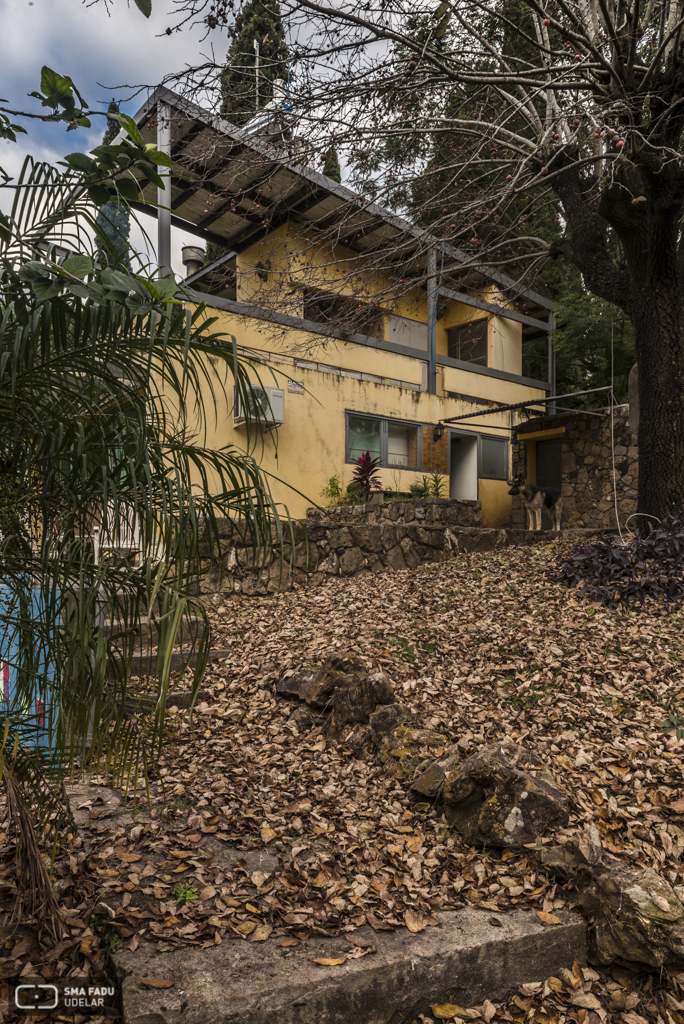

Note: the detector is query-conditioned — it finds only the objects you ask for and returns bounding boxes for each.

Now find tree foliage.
[323,147,342,183]
[0,119,289,926]
[95,101,131,268]
[220,0,289,126]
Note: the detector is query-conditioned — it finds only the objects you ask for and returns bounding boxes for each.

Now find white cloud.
[2,0,227,274]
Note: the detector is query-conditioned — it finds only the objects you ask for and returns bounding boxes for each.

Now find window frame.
[345,412,423,471]
[447,319,489,367]
[387,314,429,352]
[478,434,509,481]
[302,288,384,339]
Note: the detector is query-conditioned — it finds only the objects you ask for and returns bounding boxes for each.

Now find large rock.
[276,655,395,742]
[327,669,395,740]
[379,725,447,779]
[541,826,684,970]
[411,742,570,847]
[411,749,462,799]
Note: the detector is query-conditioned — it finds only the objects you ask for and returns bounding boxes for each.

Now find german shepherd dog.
[508,474,563,531]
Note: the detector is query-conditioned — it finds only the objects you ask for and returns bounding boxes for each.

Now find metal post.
[157,99,172,279]
[254,39,260,109]
[547,311,556,414]
[427,249,437,395]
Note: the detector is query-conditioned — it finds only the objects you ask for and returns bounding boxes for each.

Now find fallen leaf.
[139,978,174,989]
[278,939,298,947]
[312,956,347,966]
[650,892,671,912]
[345,934,374,947]
[405,909,429,933]
[261,827,277,844]
[536,911,561,926]
[570,992,601,1010]
[430,1003,470,1019]
[251,923,272,942]
[488,917,502,927]
[346,946,374,959]
[482,999,497,1022]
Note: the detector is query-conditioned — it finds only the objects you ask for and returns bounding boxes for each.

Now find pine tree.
[322,148,341,184]
[220,0,289,127]
[96,101,130,266]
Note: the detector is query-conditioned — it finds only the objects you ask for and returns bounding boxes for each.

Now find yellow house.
[128,88,554,527]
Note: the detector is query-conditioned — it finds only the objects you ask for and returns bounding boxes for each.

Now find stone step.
[113,907,586,1024]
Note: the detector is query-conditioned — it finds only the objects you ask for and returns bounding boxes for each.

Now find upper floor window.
[447,319,488,366]
[303,289,383,338]
[388,314,428,352]
[346,413,421,470]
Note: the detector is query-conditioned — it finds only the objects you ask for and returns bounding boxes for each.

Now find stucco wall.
[189,309,545,521]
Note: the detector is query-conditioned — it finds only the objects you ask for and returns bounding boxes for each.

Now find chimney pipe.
[181,245,205,278]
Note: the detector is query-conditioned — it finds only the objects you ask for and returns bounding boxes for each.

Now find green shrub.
[320,475,343,505]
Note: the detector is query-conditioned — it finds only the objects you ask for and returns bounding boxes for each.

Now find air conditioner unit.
[233,385,285,428]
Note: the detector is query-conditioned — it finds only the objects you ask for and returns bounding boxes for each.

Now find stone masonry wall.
[200,497,605,597]
[307,497,481,527]
[510,407,638,530]
[200,499,480,596]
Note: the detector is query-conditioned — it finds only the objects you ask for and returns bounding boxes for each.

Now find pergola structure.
[125,87,555,396]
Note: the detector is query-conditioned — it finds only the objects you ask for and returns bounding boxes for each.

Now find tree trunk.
[631,275,684,521]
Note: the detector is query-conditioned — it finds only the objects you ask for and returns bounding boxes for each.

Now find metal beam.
[438,286,551,332]
[129,202,260,252]
[156,100,172,278]
[427,249,438,395]
[440,386,614,425]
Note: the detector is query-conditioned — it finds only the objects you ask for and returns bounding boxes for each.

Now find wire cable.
[610,305,626,544]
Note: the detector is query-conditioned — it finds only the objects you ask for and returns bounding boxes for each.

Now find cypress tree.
[96,101,130,266]
[221,0,289,127]
[323,148,341,184]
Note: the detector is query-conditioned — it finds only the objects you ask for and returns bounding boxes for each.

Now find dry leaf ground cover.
[3,542,684,1024]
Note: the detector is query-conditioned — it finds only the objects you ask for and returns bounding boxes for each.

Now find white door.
[450,434,479,500]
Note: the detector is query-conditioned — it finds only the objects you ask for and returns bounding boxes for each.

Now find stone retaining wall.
[306,497,482,527]
[201,511,601,596]
[511,407,638,531]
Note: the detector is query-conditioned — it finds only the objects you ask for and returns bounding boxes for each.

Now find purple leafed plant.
[556,515,684,608]
[352,451,382,502]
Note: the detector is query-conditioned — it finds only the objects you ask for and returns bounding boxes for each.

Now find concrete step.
[103,616,203,646]
[109,646,231,683]
[113,906,586,1024]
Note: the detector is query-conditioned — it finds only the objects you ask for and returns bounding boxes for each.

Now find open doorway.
[450,433,478,500]
[535,438,563,529]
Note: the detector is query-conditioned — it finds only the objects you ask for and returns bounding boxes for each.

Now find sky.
[1,0,231,274]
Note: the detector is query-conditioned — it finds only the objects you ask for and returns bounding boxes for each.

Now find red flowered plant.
[352,451,382,502]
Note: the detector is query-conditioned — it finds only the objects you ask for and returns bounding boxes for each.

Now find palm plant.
[0,144,288,934]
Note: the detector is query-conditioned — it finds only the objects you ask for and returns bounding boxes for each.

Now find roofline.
[131,85,552,311]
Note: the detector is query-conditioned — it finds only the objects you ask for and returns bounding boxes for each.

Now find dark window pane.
[480,437,507,479]
[303,290,382,338]
[447,320,488,366]
[347,415,381,462]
